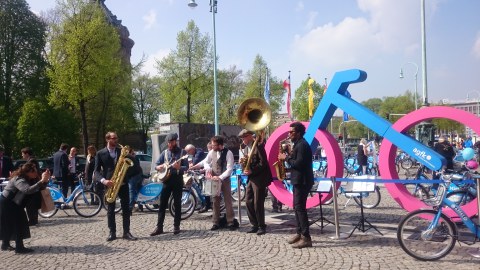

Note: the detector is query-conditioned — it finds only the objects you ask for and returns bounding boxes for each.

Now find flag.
[308,78,315,118]
[343,89,351,121]
[264,70,270,104]
[283,77,292,120]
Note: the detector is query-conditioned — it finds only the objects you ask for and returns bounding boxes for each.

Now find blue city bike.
[39,174,102,218]
[397,171,480,261]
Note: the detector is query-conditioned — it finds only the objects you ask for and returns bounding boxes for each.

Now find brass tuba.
[237,98,271,172]
[105,144,134,204]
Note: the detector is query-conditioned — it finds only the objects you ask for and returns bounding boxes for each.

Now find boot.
[287,234,301,244]
[291,236,312,249]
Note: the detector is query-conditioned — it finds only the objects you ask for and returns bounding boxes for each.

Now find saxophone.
[273,138,290,181]
[105,144,134,204]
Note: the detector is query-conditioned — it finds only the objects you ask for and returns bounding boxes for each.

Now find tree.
[132,73,161,152]
[0,0,48,154]
[157,20,212,123]
[16,100,78,158]
[47,0,124,152]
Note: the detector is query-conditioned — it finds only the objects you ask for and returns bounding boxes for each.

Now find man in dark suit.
[278,122,314,248]
[53,143,70,198]
[239,129,272,235]
[94,131,137,241]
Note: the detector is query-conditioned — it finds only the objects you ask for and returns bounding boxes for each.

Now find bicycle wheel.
[169,189,196,220]
[103,196,122,213]
[397,209,457,261]
[73,191,102,217]
[231,183,246,201]
[446,190,476,206]
[353,186,381,209]
[38,204,59,218]
[404,184,430,200]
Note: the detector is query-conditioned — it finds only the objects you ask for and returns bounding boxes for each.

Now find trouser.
[270,190,283,210]
[107,184,130,234]
[212,178,234,225]
[61,174,76,198]
[156,176,183,228]
[128,174,143,210]
[246,181,267,228]
[293,183,312,238]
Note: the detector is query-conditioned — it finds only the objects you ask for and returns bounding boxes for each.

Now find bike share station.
[263,69,480,258]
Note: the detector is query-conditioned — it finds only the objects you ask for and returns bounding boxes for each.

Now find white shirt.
[203,148,234,181]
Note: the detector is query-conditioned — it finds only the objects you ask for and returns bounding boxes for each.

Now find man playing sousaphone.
[150,133,188,236]
[239,129,272,235]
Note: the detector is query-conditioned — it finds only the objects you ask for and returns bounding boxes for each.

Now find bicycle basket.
[423,184,446,207]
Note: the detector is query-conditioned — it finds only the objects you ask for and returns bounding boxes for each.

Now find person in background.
[127,149,143,213]
[356,138,369,175]
[19,147,41,226]
[85,145,99,203]
[0,145,13,179]
[53,143,70,198]
[94,132,137,241]
[66,147,79,195]
[150,133,187,236]
[184,144,210,213]
[238,129,272,235]
[0,162,50,253]
[434,135,456,170]
[278,122,314,249]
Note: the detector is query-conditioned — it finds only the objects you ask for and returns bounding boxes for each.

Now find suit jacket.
[247,143,272,188]
[53,150,69,178]
[94,147,136,184]
[285,137,314,186]
[0,155,14,178]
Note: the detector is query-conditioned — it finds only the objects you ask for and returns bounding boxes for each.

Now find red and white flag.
[283,77,292,120]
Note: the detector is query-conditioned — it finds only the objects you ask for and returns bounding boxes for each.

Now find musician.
[202,136,236,231]
[150,133,188,236]
[239,129,272,235]
[94,131,137,241]
[278,122,313,248]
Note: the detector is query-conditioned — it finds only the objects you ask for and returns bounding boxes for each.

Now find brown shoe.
[150,227,164,236]
[287,234,301,244]
[292,236,312,249]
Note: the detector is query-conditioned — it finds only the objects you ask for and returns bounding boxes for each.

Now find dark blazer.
[285,137,314,186]
[247,143,272,188]
[0,155,14,178]
[94,147,136,184]
[53,150,69,178]
[192,148,207,165]
[84,155,96,182]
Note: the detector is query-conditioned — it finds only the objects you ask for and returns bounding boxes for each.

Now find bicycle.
[39,173,102,218]
[397,170,480,261]
[231,163,247,201]
[265,68,480,217]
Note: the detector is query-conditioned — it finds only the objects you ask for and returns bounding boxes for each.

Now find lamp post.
[188,0,219,135]
[420,0,428,106]
[399,62,419,110]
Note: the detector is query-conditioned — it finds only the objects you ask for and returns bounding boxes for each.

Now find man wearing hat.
[0,145,13,179]
[150,133,188,236]
[238,129,272,235]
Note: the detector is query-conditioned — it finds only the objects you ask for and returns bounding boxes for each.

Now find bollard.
[331,176,340,239]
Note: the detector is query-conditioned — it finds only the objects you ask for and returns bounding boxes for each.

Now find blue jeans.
[128,174,143,210]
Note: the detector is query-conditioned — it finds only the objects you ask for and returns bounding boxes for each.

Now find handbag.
[40,188,55,213]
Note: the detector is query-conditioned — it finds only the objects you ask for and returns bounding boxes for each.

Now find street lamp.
[420,0,429,106]
[188,0,219,135]
[399,62,419,110]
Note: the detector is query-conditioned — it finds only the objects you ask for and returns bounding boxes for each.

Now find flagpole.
[288,70,292,121]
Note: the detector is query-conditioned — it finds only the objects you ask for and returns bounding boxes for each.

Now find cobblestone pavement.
[1,185,479,270]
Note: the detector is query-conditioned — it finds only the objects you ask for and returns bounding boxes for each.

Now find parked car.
[135,153,152,176]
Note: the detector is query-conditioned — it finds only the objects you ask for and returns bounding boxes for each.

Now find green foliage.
[291,78,324,121]
[0,0,49,153]
[16,99,78,158]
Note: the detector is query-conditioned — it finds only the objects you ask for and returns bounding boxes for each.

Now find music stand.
[344,180,383,237]
[309,180,335,233]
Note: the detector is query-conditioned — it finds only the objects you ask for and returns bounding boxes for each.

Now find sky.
[26,0,480,106]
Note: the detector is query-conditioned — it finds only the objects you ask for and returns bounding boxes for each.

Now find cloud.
[305,11,318,31]
[473,32,480,59]
[141,49,171,75]
[142,9,157,30]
